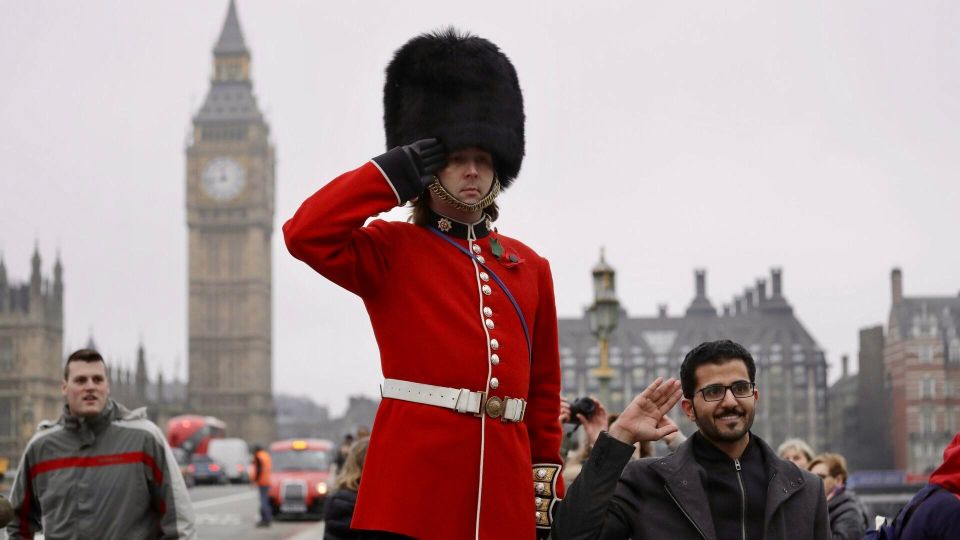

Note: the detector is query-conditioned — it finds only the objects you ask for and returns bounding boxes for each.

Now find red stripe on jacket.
[19,451,167,537]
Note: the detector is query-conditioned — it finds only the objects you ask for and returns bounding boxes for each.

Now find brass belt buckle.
[484,396,504,419]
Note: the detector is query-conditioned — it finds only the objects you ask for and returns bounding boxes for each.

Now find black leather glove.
[401,138,447,188]
[372,138,447,204]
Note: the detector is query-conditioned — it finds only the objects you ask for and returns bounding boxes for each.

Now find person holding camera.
[283,29,564,539]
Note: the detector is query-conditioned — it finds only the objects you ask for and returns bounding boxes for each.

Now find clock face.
[202,157,246,201]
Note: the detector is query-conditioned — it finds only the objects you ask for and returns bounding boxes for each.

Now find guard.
[284,29,565,539]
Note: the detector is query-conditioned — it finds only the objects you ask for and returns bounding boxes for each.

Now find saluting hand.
[401,138,447,189]
[608,377,682,445]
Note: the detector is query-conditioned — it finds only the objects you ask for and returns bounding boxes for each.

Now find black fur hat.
[384,28,525,188]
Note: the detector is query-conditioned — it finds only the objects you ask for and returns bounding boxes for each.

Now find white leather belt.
[381,378,526,422]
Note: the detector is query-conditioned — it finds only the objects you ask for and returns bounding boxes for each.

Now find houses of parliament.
[0,1,276,464]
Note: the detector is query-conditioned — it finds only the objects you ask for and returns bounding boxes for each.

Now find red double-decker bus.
[166,415,226,455]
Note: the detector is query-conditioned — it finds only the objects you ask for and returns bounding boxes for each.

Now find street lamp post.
[587,248,620,409]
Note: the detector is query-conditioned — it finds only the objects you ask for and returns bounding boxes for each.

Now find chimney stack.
[734,296,743,315]
[722,304,731,317]
[891,268,903,305]
[744,288,755,310]
[658,304,668,318]
[841,354,849,378]
[695,270,706,298]
[756,279,767,304]
[771,268,783,297]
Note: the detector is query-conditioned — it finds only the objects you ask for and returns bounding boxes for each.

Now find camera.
[568,397,597,425]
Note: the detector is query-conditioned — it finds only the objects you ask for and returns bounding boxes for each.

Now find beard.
[693,402,755,443]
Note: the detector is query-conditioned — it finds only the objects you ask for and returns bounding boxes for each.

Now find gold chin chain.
[428,176,501,212]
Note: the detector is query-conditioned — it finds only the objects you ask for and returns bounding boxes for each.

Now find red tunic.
[283,161,565,539]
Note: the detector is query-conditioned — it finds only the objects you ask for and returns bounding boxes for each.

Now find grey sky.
[1,1,957,415]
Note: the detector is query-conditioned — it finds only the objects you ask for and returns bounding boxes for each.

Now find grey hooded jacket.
[553,431,829,540]
[6,400,196,539]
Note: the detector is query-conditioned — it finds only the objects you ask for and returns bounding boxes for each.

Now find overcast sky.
[2,1,957,415]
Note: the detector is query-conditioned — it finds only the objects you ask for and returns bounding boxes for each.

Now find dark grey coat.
[552,432,830,540]
[825,489,868,540]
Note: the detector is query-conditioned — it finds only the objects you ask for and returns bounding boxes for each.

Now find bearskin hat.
[384,28,525,188]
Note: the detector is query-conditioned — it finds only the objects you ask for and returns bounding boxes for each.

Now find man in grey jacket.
[6,348,196,539]
[553,339,829,540]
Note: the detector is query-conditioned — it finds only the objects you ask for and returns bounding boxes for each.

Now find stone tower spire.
[136,340,148,397]
[30,242,41,296]
[214,0,249,56]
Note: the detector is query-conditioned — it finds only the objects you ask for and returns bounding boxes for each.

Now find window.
[0,398,13,439]
[793,365,807,385]
[949,339,960,363]
[919,377,935,399]
[562,370,577,391]
[632,367,646,384]
[919,345,934,363]
[561,355,577,367]
[921,409,935,435]
[0,338,12,371]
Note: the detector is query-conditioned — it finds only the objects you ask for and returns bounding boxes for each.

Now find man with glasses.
[553,339,829,539]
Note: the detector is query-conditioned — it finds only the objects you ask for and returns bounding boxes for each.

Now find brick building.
[884,268,960,475]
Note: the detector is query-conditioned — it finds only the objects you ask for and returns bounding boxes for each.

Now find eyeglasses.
[695,381,756,402]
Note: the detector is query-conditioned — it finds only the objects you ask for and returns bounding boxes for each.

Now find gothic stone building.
[885,268,960,475]
[186,0,276,443]
[0,247,63,465]
[559,262,829,451]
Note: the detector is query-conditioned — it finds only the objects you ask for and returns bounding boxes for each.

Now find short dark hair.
[680,340,756,399]
[64,348,106,380]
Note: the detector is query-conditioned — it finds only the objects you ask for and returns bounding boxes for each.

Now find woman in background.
[323,438,370,540]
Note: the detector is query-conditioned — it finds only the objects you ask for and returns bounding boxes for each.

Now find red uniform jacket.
[283,160,565,539]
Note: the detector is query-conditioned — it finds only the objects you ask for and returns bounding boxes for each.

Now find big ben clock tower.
[186,0,275,443]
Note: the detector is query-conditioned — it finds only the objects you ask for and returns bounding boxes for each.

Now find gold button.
[491,354,500,365]
[483,307,492,317]
[472,244,481,254]
[490,377,499,389]
[490,339,499,350]
[479,272,489,282]
[485,319,495,329]
[481,285,492,295]
[477,256,486,264]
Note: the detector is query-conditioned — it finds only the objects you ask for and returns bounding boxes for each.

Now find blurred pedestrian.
[553,340,829,540]
[284,28,564,539]
[808,453,868,540]
[6,348,195,539]
[335,433,355,471]
[778,437,815,470]
[251,444,273,528]
[323,437,370,540]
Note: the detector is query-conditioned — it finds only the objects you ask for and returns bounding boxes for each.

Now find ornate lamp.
[588,248,620,408]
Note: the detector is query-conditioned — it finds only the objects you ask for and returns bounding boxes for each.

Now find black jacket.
[825,489,867,540]
[323,489,359,540]
[552,431,830,540]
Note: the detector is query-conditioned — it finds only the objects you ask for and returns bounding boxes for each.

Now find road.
[191,484,325,539]
[0,484,326,540]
